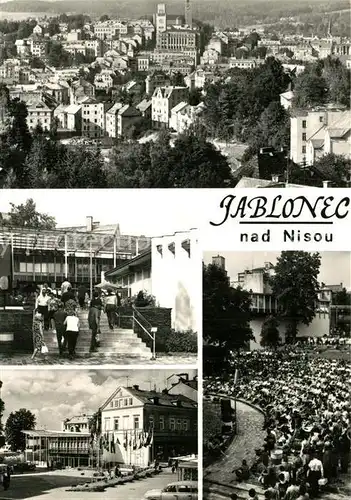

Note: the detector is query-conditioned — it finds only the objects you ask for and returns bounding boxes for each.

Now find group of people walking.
[32,282,120,360]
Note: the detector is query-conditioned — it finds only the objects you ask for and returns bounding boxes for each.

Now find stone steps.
[45,309,151,358]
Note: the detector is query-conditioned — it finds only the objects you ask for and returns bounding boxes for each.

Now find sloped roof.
[326,111,351,138]
[106,102,124,115]
[136,99,152,112]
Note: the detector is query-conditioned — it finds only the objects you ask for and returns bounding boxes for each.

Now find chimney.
[153,396,160,405]
[323,180,330,188]
[133,385,139,390]
[162,389,168,394]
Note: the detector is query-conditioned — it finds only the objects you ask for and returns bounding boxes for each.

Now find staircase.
[44,308,152,359]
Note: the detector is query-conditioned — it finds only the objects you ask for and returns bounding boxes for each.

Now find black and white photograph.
[0,0,350,189]
[0,368,198,499]
[203,251,351,499]
[0,191,199,365]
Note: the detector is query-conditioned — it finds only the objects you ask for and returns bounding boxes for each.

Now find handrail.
[131,308,157,361]
[131,306,153,329]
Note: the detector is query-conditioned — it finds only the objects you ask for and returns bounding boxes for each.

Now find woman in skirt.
[31,311,47,359]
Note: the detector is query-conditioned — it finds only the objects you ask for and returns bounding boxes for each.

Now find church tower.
[155,3,167,33]
[185,0,192,28]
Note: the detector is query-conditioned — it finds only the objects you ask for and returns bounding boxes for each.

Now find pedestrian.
[104,288,117,330]
[31,311,47,359]
[88,291,103,353]
[114,464,122,477]
[63,312,80,360]
[77,284,87,309]
[62,285,77,316]
[47,292,60,333]
[35,287,50,330]
[53,302,67,356]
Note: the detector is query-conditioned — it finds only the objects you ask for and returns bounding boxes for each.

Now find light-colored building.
[145,73,171,95]
[26,96,55,132]
[290,107,349,165]
[280,90,294,110]
[29,39,47,58]
[54,103,82,132]
[151,86,189,128]
[100,384,197,466]
[228,57,264,69]
[156,29,198,53]
[94,70,115,90]
[63,414,92,432]
[169,101,205,133]
[81,99,109,138]
[167,374,198,402]
[105,103,141,138]
[305,110,351,165]
[105,228,199,332]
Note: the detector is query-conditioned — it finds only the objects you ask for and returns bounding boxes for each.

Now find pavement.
[0,469,176,500]
[204,400,265,485]
[0,353,197,366]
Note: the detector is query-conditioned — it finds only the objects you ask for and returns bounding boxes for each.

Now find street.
[0,469,176,500]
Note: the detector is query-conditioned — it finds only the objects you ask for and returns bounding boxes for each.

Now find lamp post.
[89,236,93,301]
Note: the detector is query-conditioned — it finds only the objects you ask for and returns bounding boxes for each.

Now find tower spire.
[185,0,192,28]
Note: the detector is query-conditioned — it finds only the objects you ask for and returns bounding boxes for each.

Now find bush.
[165,330,197,353]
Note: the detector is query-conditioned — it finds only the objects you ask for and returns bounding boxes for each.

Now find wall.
[0,310,33,352]
[249,311,330,349]
[151,229,200,332]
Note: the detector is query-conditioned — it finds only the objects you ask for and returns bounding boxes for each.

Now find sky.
[203,251,351,289]
[0,368,197,430]
[0,190,201,237]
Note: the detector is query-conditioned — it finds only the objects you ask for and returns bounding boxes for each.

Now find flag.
[129,432,132,448]
[143,431,149,447]
[149,429,154,446]
[116,435,120,445]
[110,435,116,454]
[0,241,12,291]
[133,430,137,450]
[123,432,128,450]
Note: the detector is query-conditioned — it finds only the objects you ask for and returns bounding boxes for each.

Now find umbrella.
[95,281,121,290]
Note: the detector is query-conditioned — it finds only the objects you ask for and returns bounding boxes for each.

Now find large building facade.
[0,217,150,290]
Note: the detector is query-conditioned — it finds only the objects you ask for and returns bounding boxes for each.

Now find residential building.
[26,96,55,132]
[290,107,349,164]
[105,228,200,332]
[54,103,82,133]
[145,73,171,95]
[169,101,204,133]
[200,48,221,65]
[29,39,47,58]
[15,39,30,57]
[44,82,70,105]
[136,55,150,72]
[151,86,189,128]
[280,90,294,110]
[94,70,115,90]
[63,414,92,432]
[305,110,351,165]
[70,78,95,104]
[228,57,264,69]
[105,103,141,138]
[81,99,110,138]
[167,373,198,402]
[100,384,197,465]
[0,216,151,289]
[136,99,152,121]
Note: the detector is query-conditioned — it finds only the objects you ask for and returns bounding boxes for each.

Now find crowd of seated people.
[205,349,350,499]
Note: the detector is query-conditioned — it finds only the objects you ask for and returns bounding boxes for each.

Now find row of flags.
[90,429,154,453]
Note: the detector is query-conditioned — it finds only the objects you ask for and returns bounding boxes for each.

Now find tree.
[313,153,350,187]
[170,72,185,87]
[332,288,351,306]
[5,408,36,451]
[0,381,4,433]
[47,42,72,68]
[249,101,290,153]
[5,198,56,229]
[260,315,280,348]
[203,262,253,355]
[293,71,328,108]
[100,15,110,22]
[269,251,321,341]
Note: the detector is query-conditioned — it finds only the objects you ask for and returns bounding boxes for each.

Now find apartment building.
[81,98,110,138]
[105,103,141,138]
[156,29,198,52]
[151,85,189,128]
[26,96,55,132]
[290,107,349,164]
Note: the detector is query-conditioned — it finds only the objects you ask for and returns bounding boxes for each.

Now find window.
[159,416,165,430]
[129,398,133,405]
[302,133,306,141]
[169,418,175,431]
[124,398,128,406]
[27,262,33,273]
[133,416,139,429]
[48,263,55,273]
[19,262,26,273]
[176,419,182,430]
[302,120,306,128]
[123,416,129,429]
[182,419,189,431]
[110,402,113,407]
[302,145,306,154]
[114,418,119,430]
[149,416,154,428]
[319,116,323,122]
[56,263,61,273]
[104,417,110,431]
[164,485,177,493]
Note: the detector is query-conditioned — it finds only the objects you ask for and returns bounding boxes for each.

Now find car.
[144,481,198,500]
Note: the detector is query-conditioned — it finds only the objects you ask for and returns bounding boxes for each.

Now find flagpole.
[10,233,14,292]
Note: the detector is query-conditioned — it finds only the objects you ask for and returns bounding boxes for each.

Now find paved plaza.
[204,400,265,484]
[0,469,176,500]
[0,353,197,365]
